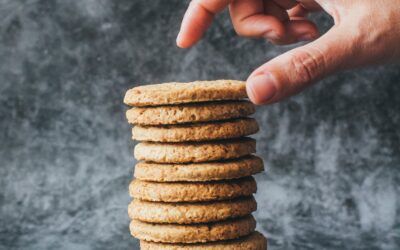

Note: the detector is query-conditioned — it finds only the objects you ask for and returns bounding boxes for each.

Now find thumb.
[246,28,354,104]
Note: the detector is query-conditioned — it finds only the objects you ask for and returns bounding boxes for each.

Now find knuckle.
[289,48,326,84]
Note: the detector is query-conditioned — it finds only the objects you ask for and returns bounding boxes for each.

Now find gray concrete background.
[1,1,399,249]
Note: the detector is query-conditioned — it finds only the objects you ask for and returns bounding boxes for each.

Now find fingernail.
[298,33,315,41]
[247,73,277,104]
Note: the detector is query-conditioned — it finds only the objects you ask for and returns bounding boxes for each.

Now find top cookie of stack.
[124,79,248,107]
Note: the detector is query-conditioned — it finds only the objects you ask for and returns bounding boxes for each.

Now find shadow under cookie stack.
[124,80,267,249]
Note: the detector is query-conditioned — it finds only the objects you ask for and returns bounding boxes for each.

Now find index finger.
[177,0,232,48]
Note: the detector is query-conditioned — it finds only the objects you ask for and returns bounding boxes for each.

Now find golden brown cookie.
[140,231,267,250]
[134,138,256,163]
[132,118,259,142]
[126,101,255,125]
[130,215,256,243]
[134,155,264,182]
[128,196,256,224]
[124,80,247,107]
[129,176,257,202]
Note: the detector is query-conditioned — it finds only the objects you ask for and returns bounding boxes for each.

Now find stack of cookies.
[124,80,267,249]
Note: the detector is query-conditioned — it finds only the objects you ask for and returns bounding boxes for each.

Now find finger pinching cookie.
[124,80,267,249]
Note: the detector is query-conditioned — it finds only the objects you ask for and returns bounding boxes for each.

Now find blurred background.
[1,1,400,249]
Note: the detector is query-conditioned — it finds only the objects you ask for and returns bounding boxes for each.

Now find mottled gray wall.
[1,1,399,250]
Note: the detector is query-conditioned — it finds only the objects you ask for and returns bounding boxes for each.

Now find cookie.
[134,155,264,182]
[129,176,257,202]
[132,118,259,142]
[130,215,256,243]
[124,80,247,107]
[140,231,267,250]
[134,138,256,163]
[126,101,255,125]
[128,196,256,224]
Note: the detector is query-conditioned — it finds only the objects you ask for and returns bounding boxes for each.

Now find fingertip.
[176,33,187,48]
[246,73,278,105]
[246,79,258,104]
[176,38,195,49]
[263,28,286,42]
[176,29,196,48]
[176,1,215,49]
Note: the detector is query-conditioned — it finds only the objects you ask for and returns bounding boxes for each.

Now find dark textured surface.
[1,1,399,250]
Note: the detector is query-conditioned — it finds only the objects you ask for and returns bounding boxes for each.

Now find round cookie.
[128,196,257,224]
[134,138,256,163]
[134,155,264,182]
[124,80,247,107]
[140,231,267,250]
[126,101,255,125]
[130,215,256,243]
[132,118,259,142]
[129,176,257,202]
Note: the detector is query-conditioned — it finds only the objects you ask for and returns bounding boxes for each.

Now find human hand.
[177,0,400,104]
